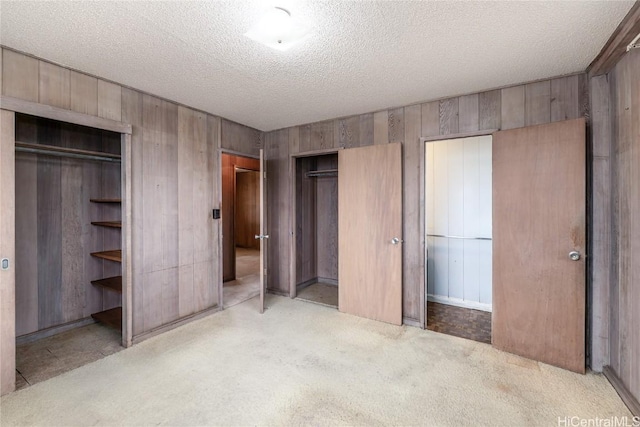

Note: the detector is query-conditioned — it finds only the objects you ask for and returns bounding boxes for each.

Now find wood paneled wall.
[14,115,121,336]
[1,47,262,341]
[221,154,260,281]
[265,74,588,324]
[608,48,640,406]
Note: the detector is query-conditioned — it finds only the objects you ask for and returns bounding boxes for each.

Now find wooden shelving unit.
[90,198,121,204]
[91,221,122,228]
[90,250,122,263]
[91,276,122,293]
[90,194,123,332]
[91,307,122,332]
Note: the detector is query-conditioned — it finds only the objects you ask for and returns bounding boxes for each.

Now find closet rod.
[15,142,121,163]
[427,233,492,241]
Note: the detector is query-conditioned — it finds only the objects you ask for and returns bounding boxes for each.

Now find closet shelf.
[90,250,122,263]
[15,141,121,163]
[91,307,122,332]
[91,221,122,228]
[91,276,122,293]
[90,198,121,204]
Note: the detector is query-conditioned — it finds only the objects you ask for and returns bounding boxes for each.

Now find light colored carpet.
[0,295,631,426]
[223,248,260,308]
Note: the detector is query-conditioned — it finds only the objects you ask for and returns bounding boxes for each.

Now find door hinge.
[263,171,267,179]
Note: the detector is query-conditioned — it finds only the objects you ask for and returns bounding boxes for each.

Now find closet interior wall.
[295,154,338,288]
[14,114,121,337]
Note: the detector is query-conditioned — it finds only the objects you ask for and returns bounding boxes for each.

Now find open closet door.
[258,149,267,313]
[492,118,586,373]
[0,109,16,395]
[338,143,403,325]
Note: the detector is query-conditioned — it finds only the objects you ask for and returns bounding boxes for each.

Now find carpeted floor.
[223,247,260,308]
[0,295,631,426]
[296,282,339,308]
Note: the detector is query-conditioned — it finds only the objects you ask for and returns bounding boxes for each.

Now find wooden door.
[338,143,403,325]
[258,149,267,313]
[0,109,16,395]
[492,118,586,373]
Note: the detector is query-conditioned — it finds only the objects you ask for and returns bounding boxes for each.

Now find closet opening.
[425,135,492,344]
[221,153,261,308]
[292,153,339,308]
[14,113,124,390]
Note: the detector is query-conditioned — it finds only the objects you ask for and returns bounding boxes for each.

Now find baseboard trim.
[317,277,338,286]
[267,288,289,297]
[16,317,96,345]
[403,317,423,329]
[132,305,223,345]
[427,295,492,313]
[603,365,640,416]
[296,278,317,291]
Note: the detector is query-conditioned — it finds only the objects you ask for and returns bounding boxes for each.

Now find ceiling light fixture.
[244,7,310,52]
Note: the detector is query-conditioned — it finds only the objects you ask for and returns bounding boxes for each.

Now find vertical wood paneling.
[288,126,300,154]
[235,171,260,249]
[37,151,62,330]
[359,113,374,147]
[70,71,98,116]
[178,106,196,318]
[310,120,335,150]
[299,124,311,152]
[207,115,222,308]
[316,155,338,281]
[97,80,122,121]
[525,80,551,126]
[162,101,179,323]
[0,109,16,396]
[403,104,422,321]
[295,157,317,285]
[336,116,360,148]
[551,75,579,122]
[373,111,388,145]
[609,49,640,403]
[191,110,211,313]
[61,159,85,320]
[439,98,459,135]
[388,107,404,143]
[501,85,525,130]
[590,74,612,372]
[14,152,38,335]
[121,88,144,335]
[221,119,261,157]
[38,61,70,109]
[458,94,479,132]
[479,90,501,130]
[421,101,440,137]
[2,50,38,101]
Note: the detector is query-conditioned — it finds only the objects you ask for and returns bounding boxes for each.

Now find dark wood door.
[492,118,586,373]
[338,143,403,325]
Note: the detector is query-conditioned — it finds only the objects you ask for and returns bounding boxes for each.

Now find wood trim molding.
[588,2,640,76]
[121,133,133,348]
[220,147,260,159]
[291,147,342,158]
[132,305,223,345]
[0,96,132,134]
[603,366,640,416]
[421,129,498,143]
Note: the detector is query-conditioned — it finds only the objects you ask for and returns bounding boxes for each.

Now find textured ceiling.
[0,1,634,131]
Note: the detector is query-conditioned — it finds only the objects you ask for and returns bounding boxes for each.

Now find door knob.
[569,251,581,261]
[254,234,270,240]
[391,237,403,245]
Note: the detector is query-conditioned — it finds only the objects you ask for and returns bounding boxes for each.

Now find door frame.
[0,97,133,395]
[420,129,498,329]
[289,147,341,299]
[218,148,260,309]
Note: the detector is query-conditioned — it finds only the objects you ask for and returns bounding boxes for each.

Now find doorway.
[11,113,126,390]
[425,135,493,344]
[222,153,261,308]
[292,153,339,308]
